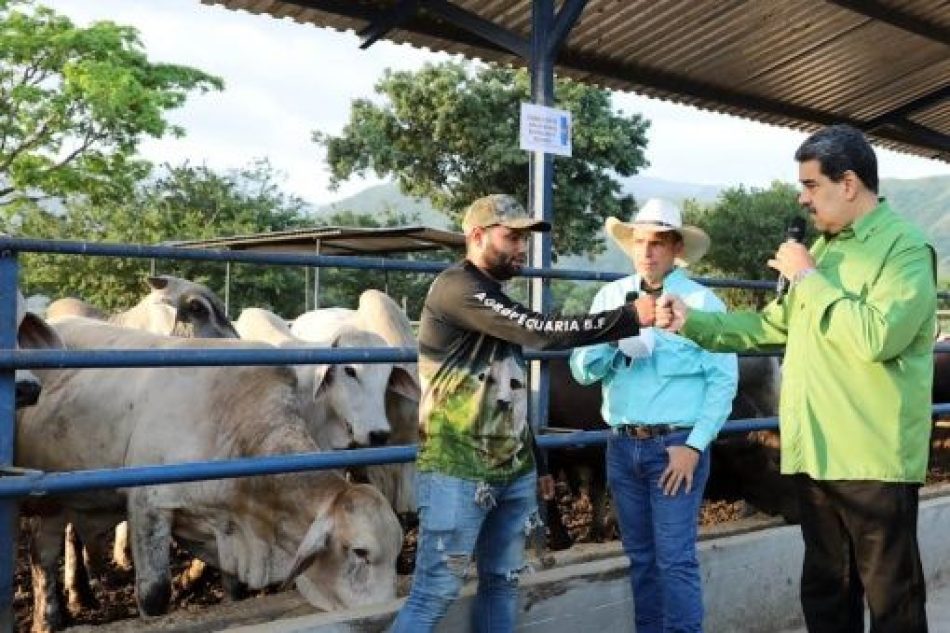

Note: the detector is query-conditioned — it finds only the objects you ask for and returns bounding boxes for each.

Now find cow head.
[310,327,414,449]
[137,275,237,339]
[283,483,403,610]
[13,290,64,408]
[486,356,528,433]
[468,356,529,469]
[170,291,239,339]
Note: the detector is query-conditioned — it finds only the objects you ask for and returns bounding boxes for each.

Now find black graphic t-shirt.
[416,260,641,483]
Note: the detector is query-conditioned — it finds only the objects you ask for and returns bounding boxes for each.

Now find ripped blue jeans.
[389,470,538,633]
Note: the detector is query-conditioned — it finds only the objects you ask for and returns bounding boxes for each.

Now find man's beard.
[483,243,523,281]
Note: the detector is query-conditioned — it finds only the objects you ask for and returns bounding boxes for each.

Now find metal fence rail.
[0,406,948,500]
[4,236,949,297]
[2,343,948,371]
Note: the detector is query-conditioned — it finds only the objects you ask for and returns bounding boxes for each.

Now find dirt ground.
[11,487,746,631]
[13,441,950,632]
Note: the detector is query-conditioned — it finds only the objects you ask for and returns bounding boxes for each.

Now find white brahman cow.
[290,291,422,517]
[18,317,403,632]
[46,275,237,339]
[234,307,416,450]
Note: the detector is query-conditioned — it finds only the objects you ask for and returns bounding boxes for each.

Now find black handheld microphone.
[776,216,807,303]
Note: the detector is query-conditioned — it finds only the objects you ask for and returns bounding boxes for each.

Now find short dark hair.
[794,124,878,193]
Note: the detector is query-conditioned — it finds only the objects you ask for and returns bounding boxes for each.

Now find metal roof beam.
[827,0,950,45]
[863,85,950,130]
[556,50,950,157]
[423,0,529,59]
[874,119,950,157]
[547,0,589,57]
[359,0,419,49]
[279,0,376,22]
[275,1,520,57]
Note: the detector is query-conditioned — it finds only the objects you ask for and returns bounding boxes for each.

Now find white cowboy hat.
[605,198,710,267]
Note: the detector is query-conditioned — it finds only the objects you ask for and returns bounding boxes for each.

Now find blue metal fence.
[0,235,947,619]
[1,234,948,495]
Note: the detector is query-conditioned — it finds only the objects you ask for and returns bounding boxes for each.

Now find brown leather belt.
[612,424,687,439]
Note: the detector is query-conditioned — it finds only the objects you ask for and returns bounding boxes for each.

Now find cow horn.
[279,515,333,590]
[146,275,169,290]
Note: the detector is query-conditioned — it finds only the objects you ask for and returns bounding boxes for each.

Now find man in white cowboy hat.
[570,198,738,633]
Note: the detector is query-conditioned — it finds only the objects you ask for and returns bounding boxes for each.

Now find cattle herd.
[9,277,949,632]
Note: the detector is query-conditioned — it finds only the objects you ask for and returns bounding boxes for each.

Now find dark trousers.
[794,475,928,633]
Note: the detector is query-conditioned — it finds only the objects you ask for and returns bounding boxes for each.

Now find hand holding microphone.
[769,216,812,303]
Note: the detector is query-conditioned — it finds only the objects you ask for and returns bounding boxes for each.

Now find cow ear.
[146,276,169,290]
[387,367,420,403]
[312,364,333,400]
[18,313,65,351]
[280,515,333,590]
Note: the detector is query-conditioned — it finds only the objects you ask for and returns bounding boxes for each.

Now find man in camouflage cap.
[390,194,657,632]
[461,193,552,232]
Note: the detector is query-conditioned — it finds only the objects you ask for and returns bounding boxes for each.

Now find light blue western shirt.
[569,268,739,451]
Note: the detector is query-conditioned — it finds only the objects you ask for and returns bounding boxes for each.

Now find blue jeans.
[607,433,710,633]
[390,470,538,633]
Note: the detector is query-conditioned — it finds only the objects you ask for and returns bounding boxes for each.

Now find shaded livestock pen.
[4,0,948,627]
[2,236,950,632]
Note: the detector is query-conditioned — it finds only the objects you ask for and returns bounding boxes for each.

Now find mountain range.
[315,174,950,280]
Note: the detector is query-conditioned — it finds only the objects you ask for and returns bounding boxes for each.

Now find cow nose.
[15,380,41,409]
[368,430,390,446]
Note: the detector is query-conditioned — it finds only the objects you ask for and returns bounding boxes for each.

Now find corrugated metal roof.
[202,0,950,161]
[168,225,464,255]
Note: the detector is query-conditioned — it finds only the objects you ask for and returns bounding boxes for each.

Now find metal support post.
[528,0,555,445]
[313,240,321,309]
[0,252,18,632]
[224,261,232,317]
[304,267,311,312]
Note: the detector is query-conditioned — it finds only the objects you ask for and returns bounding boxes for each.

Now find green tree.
[10,160,310,315]
[684,182,802,309]
[0,0,222,206]
[551,279,601,314]
[315,62,649,258]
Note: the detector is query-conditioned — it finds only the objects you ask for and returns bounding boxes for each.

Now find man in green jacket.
[658,124,936,633]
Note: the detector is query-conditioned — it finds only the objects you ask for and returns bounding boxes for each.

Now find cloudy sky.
[45,0,949,205]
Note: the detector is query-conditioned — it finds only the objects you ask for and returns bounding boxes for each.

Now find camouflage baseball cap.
[461,195,551,233]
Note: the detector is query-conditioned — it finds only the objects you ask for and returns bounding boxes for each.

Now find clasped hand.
[655,294,687,332]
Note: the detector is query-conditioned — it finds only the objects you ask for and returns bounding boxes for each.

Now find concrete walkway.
[779,579,950,633]
[71,489,950,633]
